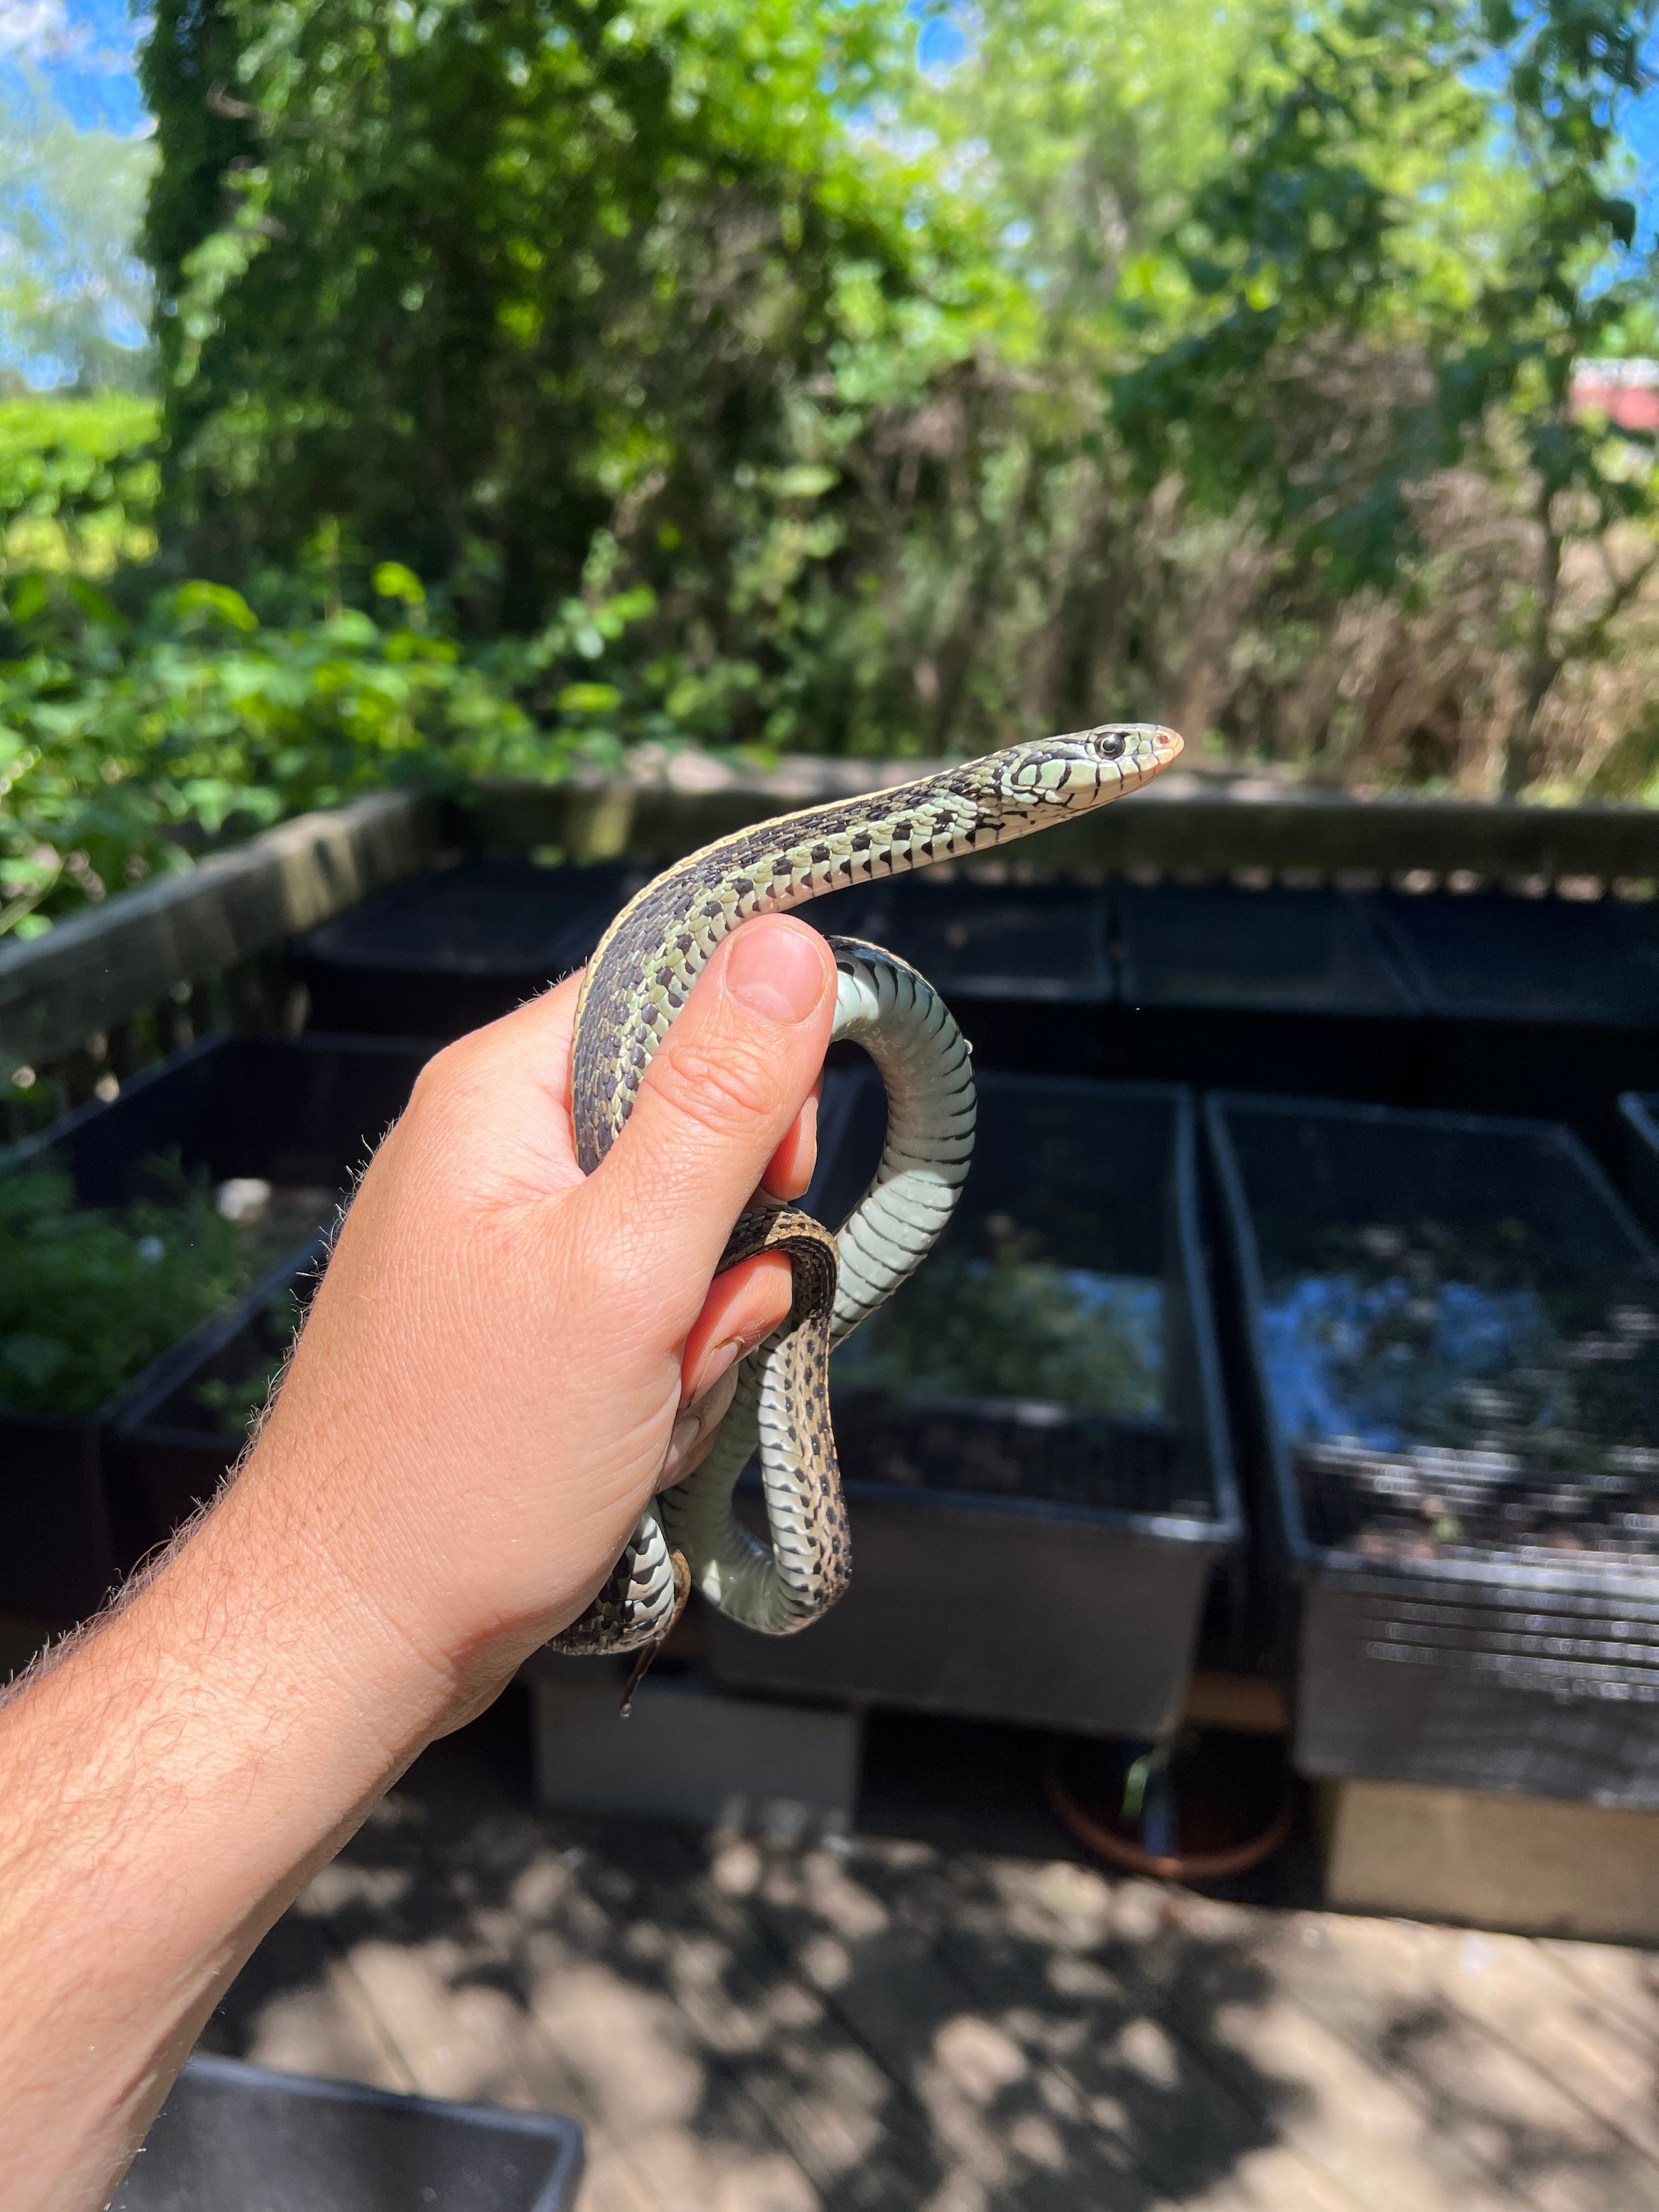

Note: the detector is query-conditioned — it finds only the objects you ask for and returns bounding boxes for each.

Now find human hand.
[0,912,839,2209]
[234,911,838,1730]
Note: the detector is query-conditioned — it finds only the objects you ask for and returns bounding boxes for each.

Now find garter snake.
[550,723,1182,1678]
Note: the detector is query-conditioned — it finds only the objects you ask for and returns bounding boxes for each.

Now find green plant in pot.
[0,1161,285,1419]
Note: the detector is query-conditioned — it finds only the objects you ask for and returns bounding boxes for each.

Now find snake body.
[551,723,1182,1662]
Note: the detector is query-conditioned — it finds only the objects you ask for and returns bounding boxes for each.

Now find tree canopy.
[3,0,1658,956]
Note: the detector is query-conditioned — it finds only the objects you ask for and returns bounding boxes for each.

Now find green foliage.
[2,0,1654,951]
[0,557,670,936]
[1111,0,1657,583]
[0,1158,264,1417]
[0,391,159,578]
[1107,0,1659,790]
[0,396,759,935]
[1436,1,1656,484]
[1586,699,1659,805]
[190,1292,298,1437]
[142,0,936,633]
[1111,0,1514,587]
[910,0,1280,349]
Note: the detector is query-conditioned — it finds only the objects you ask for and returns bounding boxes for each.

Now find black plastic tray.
[289,859,647,1038]
[2,1035,435,1610]
[1207,1090,1659,1805]
[704,1066,1240,1736]
[801,877,1114,1073]
[110,1236,330,1555]
[1620,1092,1659,1242]
[0,1415,112,1621]
[1372,890,1659,1163]
[14,1032,437,1204]
[1107,882,1423,1101]
[113,2054,584,2211]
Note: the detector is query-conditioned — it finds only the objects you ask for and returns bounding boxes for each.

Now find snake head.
[953,724,1183,816]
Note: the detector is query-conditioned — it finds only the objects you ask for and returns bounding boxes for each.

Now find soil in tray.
[829,1212,1211,1516]
[0,1159,332,1421]
[1258,1218,1659,1567]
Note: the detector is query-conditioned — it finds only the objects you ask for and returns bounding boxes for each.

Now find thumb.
[580,914,838,1292]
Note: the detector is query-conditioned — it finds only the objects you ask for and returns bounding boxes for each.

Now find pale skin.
[0,912,838,2212]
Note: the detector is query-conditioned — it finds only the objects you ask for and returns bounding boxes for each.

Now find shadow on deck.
[201,1688,1659,2212]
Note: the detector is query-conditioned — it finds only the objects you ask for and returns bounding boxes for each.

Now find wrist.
[206,1424,471,1758]
[225,1408,558,1743]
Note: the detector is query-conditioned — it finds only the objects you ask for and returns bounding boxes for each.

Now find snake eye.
[1092,730,1126,761]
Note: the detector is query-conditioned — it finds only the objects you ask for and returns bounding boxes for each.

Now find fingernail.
[661,1409,702,1487]
[684,1334,742,1407]
[726,920,827,1024]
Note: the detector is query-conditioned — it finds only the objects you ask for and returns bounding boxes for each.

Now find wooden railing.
[4,758,1655,1136]
[0,792,438,1134]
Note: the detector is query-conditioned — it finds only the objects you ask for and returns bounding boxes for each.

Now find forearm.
[0,1461,461,2212]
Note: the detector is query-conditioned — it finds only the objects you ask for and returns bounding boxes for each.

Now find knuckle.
[405,1034,482,1118]
[651,1033,781,1139]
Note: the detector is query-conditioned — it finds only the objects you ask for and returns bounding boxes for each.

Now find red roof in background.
[1571,360,1659,432]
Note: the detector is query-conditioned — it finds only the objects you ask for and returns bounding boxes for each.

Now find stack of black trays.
[1372,889,1659,1166]
[801,876,1113,1074]
[1108,881,1421,1102]
[288,858,649,1038]
[1208,1090,1659,1806]
[1,1035,435,1614]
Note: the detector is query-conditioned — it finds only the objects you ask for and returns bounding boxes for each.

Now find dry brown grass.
[1142,472,1659,800]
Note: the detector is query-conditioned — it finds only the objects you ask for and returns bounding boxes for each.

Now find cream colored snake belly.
[548,725,1182,1675]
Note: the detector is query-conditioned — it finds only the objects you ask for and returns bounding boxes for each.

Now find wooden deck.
[199,1699,1659,2211]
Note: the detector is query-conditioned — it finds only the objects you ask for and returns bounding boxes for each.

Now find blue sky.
[1626,74,1659,246]
[1,0,151,134]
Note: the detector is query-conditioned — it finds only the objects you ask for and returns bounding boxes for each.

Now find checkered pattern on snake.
[549,724,1183,1661]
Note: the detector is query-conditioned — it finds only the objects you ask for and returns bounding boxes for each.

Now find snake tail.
[546,1500,682,1655]
[618,1549,691,1715]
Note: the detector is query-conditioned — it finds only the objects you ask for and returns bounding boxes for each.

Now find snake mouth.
[1102,723,1182,800]
[1120,723,1184,778]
